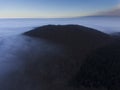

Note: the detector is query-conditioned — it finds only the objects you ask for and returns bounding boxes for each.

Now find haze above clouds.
[93,2,120,16]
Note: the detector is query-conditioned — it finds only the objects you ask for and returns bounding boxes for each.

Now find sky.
[0,0,119,18]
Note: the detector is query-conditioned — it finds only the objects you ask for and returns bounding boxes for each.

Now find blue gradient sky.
[0,0,119,18]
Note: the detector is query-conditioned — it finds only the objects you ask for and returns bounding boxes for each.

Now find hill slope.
[72,40,120,90]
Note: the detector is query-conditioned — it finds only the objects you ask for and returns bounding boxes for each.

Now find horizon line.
[0,16,119,19]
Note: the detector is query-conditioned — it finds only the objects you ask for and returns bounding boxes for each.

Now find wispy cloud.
[91,2,120,16]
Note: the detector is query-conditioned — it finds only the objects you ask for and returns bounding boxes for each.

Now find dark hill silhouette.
[24,25,113,55]
[72,40,120,90]
[24,25,113,73]
[24,25,111,44]
[22,25,114,89]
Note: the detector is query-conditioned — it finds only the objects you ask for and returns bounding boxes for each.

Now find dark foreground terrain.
[0,25,117,90]
[72,40,120,90]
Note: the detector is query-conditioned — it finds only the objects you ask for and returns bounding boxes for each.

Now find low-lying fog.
[0,16,118,90]
[0,16,119,36]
